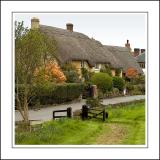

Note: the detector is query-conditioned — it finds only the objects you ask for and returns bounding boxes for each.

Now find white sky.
[14,13,147,50]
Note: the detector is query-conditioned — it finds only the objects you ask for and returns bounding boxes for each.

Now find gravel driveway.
[15,95,145,122]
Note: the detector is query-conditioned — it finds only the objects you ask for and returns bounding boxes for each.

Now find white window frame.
[95,64,100,69]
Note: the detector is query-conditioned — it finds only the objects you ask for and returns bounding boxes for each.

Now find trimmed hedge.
[37,83,84,105]
[16,83,84,107]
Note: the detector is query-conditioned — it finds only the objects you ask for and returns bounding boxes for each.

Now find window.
[81,61,85,68]
[139,62,145,68]
[95,64,99,69]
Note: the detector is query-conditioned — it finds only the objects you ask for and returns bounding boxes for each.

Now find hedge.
[126,82,145,95]
[16,83,84,107]
[91,72,113,93]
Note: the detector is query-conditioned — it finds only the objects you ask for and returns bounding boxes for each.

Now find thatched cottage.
[31,17,143,77]
[136,52,145,74]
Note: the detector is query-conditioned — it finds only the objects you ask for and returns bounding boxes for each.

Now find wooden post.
[103,109,106,121]
[82,105,88,120]
[92,85,98,99]
[67,107,72,118]
[53,111,55,119]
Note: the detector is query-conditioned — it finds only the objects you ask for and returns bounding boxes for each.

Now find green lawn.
[15,101,145,145]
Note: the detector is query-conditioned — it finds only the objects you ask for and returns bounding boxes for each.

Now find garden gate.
[81,105,108,121]
[53,107,72,119]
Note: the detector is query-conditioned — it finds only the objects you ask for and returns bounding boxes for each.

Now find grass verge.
[15,101,145,145]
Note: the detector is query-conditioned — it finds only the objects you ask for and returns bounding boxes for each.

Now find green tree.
[15,21,56,122]
[112,76,125,91]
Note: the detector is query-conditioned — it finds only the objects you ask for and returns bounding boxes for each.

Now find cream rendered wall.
[70,60,92,78]
[70,61,82,76]
[69,61,123,78]
[119,70,123,77]
[93,64,102,73]
[111,69,116,76]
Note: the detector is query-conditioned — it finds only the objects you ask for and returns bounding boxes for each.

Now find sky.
[14,13,147,50]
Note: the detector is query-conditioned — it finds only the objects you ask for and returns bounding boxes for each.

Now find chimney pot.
[125,39,130,49]
[134,48,140,52]
[141,49,145,54]
[66,23,73,32]
[134,48,140,57]
[31,17,39,29]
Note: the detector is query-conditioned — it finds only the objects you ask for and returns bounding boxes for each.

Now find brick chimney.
[141,49,145,54]
[66,23,73,32]
[133,48,140,57]
[31,17,39,29]
[125,39,130,49]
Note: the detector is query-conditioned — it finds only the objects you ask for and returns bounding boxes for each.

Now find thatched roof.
[39,24,143,73]
[40,25,121,68]
[105,45,143,74]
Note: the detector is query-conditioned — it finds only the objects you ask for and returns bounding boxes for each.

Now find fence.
[52,105,108,121]
[53,107,72,119]
[81,105,108,121]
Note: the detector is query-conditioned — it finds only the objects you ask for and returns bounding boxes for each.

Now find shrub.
[82,82,93,98]
[126,82,145,95]
[112,76,125,91]
[115,68,121,76]
[63,71,80,83]
[131,89,142,95]
[81,68,93,82]
[61,63,80,83]
[133,84,145,95]
[91,72,113,93]
[98,90,104,99]
[126,82,134,92]
[138,84,145,94]
[132,75,145,85]
[86,98,101,108]
[105,90,113,97]
[112,87,120,96]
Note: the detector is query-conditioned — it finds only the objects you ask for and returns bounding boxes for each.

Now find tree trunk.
[23,96,29,122]
[16,82,29,122]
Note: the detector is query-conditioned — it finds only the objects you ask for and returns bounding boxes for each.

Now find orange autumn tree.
[125,67,138,79]
[34,60,66,83]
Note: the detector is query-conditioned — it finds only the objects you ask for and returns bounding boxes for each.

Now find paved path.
[15,95,145,122]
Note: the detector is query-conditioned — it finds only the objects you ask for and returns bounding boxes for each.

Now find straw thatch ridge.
[105,45,143,73]
[39,24,143,73]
